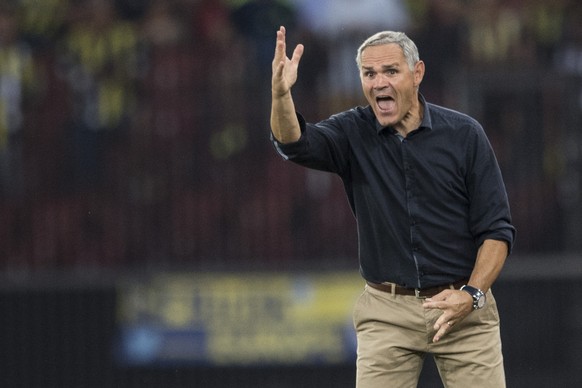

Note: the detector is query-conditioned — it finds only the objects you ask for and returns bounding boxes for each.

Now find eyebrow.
[361,64,400,71]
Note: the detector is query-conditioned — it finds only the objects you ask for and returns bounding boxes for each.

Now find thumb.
[291,44,305,65]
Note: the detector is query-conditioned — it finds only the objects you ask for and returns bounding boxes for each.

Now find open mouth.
[376,95,395,112]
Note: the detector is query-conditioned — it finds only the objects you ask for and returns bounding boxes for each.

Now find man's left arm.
[423,239,509,342]
[424,121,514,342]
[467,238,508,293]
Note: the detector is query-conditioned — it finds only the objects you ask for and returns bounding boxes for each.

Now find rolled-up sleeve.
[467,125,516,253]
[270,113,308,161]
[271,112,350,174]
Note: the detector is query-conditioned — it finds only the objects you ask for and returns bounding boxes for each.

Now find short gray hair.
[356,31,419,71]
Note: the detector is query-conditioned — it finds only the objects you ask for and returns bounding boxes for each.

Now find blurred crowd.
[1,0,581,271]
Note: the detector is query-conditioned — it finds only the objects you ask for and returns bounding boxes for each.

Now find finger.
[273,61,285,79]
[291,44,304,66]
[273,60,284,78]
[433,315,448,331]
[434,314,454,329]
[429,289,454,302]
[278,26,287,49]
[273,28,287,64]
[423,290,455,309]
[433,327,447,343]
[278,26,286,45]
[422,300,446,310]
[433,320,454,343]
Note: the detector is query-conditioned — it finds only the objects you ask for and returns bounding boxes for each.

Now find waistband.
[366,279,468,299]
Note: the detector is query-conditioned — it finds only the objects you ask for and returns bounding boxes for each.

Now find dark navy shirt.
[272,95,516,288]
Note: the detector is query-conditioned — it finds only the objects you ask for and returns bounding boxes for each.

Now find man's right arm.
[270,26,304,144]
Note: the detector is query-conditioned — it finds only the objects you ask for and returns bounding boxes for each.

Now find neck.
[395,100,423,137]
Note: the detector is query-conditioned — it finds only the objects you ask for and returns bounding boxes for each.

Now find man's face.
[360,44,424,128]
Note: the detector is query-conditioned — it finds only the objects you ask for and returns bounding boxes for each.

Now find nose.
[373,73,390,90]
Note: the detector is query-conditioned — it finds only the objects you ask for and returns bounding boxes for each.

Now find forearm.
[468,239,509,292]
[270,91,301,143]
[424,238,509,342]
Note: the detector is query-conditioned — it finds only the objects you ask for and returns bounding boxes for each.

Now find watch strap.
[460,284,485,310]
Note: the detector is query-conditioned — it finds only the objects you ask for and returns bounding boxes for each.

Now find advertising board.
[117,272,363,365]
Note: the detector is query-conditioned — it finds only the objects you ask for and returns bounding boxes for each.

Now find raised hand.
[272,26,304,98]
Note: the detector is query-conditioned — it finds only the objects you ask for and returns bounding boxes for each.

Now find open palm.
[272,26,304,97]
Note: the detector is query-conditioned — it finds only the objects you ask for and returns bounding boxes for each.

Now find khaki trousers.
[353,284,505,388]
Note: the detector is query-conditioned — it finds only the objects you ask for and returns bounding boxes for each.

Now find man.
[270,26,515,388]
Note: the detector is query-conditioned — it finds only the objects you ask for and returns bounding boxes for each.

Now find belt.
[366,279,468,298]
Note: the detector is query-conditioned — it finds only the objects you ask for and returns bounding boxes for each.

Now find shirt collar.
[374,93,432,135]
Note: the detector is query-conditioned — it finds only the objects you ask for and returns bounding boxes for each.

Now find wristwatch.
[460,285,486,310]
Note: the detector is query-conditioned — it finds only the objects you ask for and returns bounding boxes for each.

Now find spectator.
[0,3,37,198]
[16,0,69,49]
[231,0,297,74]
[412,0,464,105]
[464,0,536,67]
[230,0,297,158]
[56,0,145,190]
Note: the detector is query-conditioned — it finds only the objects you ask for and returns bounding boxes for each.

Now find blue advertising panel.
[116,272,363,366]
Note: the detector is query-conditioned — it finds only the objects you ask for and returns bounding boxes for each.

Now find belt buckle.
[414,289,426,299]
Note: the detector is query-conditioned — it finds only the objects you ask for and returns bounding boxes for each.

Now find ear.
[413,60,425,87]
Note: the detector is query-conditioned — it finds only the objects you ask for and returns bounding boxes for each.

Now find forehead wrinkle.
[361,44,406,68]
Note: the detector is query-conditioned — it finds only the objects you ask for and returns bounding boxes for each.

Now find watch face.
[461,285,486,309]
[477,294,486,309]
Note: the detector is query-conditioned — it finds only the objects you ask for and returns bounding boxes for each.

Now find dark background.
[1,0,581,386]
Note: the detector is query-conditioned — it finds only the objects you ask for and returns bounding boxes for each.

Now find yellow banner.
[117,272,364,365]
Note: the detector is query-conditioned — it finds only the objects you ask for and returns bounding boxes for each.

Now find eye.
[364,71,375,78]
